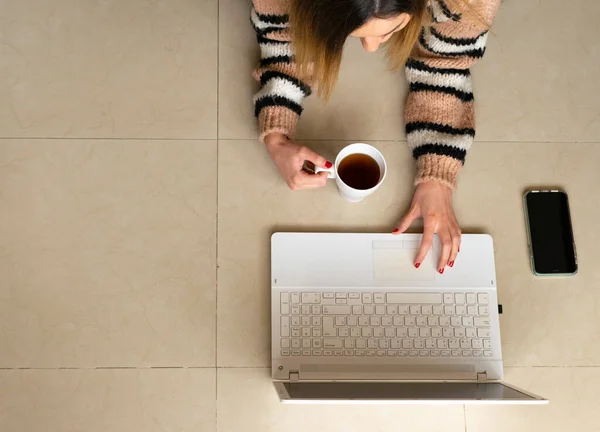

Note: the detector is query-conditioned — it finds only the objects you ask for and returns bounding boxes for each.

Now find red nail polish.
[415,262,420,268]
[392,228,400,234]
[439,268,444,274]
[449,261,454,267]
[325,161,333,169]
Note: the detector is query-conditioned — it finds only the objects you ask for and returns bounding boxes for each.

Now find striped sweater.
[252,0,501,189]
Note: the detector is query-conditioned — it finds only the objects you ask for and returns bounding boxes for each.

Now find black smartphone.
[523,190,577,275]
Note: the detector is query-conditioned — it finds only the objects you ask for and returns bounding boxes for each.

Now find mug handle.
[302,161,335,179]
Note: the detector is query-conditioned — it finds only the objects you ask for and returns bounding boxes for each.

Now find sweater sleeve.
[405,0,501,189]
[251,1,312,143]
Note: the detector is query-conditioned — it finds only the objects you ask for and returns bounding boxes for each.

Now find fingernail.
[392,228,400,234]
[325,161,333,169]
[438,268,444,274]
[415,262,420,268]
[449,261,454,267]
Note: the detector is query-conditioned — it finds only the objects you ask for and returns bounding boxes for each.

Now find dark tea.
[337,153,381,190]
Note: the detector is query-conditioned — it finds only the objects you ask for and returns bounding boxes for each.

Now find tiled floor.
[1,0,599,430]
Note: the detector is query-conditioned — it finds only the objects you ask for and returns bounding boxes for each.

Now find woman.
[251,0,500,273]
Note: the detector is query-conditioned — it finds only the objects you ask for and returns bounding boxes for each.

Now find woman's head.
[290,0,427,99]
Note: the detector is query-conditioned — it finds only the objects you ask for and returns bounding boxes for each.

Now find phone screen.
[525,191,577,274]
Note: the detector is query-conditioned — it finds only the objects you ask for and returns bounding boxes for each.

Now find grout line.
[215,1,220,431]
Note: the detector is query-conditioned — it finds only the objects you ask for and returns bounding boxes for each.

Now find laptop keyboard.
[279,291,494,358]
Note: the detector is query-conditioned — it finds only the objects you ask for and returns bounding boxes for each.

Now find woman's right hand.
[265,132,332,191]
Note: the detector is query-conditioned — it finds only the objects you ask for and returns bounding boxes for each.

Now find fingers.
[448,224,461,267]
[288,171,328,190]
[300,147,330,169]
[437,228,452,273]
[394,206,418,234]
[414,219,435,267]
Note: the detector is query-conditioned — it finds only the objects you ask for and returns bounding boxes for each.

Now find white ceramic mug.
[316,143,387,203]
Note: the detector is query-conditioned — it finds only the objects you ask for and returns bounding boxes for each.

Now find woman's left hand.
[392,181,461,274]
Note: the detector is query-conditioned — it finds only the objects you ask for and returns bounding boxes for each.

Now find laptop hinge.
[477,372,487,383]
[289,371,300,382]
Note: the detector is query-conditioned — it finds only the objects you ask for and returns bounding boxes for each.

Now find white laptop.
[271,233,547,404]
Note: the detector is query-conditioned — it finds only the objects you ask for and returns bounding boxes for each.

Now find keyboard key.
[356,339,367,349]
[387,305,397,315]
[362,328,373,337]
[474,317,491,327]
[291,317,300,326]
[398,305,409,315]
[416,316,427,327]
[370,316,381,326]
[366,350,375,357]
[391,339,402,349]
[292,338,301,348]
[281,339,290,348]
[335,298,347,304]
[345,350,355,356]
[302,316,311,326]
[432,327,442,338]
[462,316,474,327]
[444,306,456,315]
[356,350,366,356]
[362,293,373,304]
[479,306,490,316]
[344,339,355,349]
[405,316,416,327]
[303,339,311,348]
[323,350,333,356]
[376,350,385,356]
[338,328,349,337]
[451,350,461,357]
[409,350,418,357]
[466,293,477,304]
[302,293,320,304]
[410,305,421,315]
[478,328,491,338]
[334,350,343,356]
[281,293,290,314]
[313,350,322,356]
[466,328,477,338]
[467,306,478,316]
[444,293,454,304]
[484,350,493,357]
[292,349,301,356]
[414,339,425,349]
[420,350,429,357]
[428,316,439,327]
[358,317,369,326]
[347,316,358,326]
[455,293,466,304]
[323,306,351,315]
[352,305,363,315]
[281,350,290,356]
[364,305,375,315]
[433,305,444,316]
[387,293,443,304]
[349,293,361,299]
[440,317,451,327]
[374,328,384,338]
[431,350,440,357]
[451,317,462,327]
[456,306,466,316]
[368,339,378,349]
[420,328,431,337]
[462,350,472,357]
[426,339,436,349]
[422,305,433,315]
[478,293,489,305]
[323,293,334,299]
[473,350,482,357]
[437,339,448,349]
[374,293,385,303]
[460,339,471,349]
[449,339,460,349]
[311,305,321,315]
[408,328,419,338]
[375,305,385,315]
[396,328,408,338]
[398,350,408,357]
[312,317,321,327]
[323,339,343,348]
[301,305,310,315]
[454,328,466,338]
[393,316,404,326]
[291,293,300,304]
[402,339,413,349]
[483,339,492,349]
[387,350,397,356]
[380,339,390,349]
[281,317,290,337]
[381,317,392,327]
[350,327,361,338]
[335,292,347,299]
[335,316,346,326]
[441,350,450,357]
[313,328,322,337]
[323,317,336,337]
[302,328,311,337]
[472,339,483,349]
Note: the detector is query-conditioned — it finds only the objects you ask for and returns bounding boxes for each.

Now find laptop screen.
[281,382,540,402]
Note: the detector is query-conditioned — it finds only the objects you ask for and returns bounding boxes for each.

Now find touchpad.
[373,241,436,281]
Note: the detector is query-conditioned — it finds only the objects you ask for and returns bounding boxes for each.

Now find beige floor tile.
[0,0,217,139]
[476,0,600,142]
[218,140,600,367]
[0,368,215,432]
[217,140,414,366]
[217,368,465,432]
[218,0,600,143]
[465,367,600,432]
[218,0,405,141]
[456,142,600,366]
[0,140,216,367]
